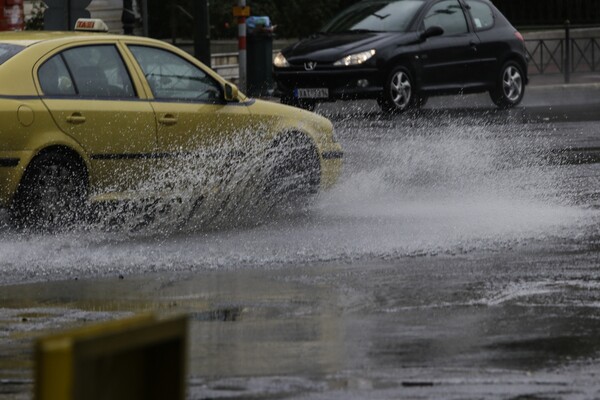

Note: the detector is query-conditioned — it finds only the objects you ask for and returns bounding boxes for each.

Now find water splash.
[0,111,597,284]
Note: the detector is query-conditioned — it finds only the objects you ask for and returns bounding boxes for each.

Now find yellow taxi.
[0,19,343,229]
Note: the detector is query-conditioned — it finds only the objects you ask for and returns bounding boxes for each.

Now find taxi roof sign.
[74,18,109,32]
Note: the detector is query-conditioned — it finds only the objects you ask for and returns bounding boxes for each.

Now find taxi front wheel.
[10,153,88,231]
[265,134,320,210]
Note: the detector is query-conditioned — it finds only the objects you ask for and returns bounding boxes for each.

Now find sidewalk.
[521,72,600,109]
[528,71,600,87]
[313,71,600,120]
[418,71,600,111]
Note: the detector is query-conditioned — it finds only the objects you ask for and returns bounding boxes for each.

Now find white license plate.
[294,88,329,99]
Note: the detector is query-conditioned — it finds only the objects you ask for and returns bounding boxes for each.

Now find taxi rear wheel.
[265,134,321,210]
[10,153,88,231]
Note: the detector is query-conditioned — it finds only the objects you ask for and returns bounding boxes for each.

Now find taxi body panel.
[0,30,342,211]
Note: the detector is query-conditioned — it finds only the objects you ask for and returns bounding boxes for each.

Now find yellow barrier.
[35,314,188,400]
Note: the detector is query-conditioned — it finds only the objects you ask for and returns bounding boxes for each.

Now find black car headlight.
[273,52,290,68]
[334,49,376,66]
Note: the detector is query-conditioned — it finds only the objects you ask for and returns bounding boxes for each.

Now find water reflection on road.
[2,105,600,399]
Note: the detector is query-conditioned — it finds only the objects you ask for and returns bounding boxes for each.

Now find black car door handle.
[469,41,478,52]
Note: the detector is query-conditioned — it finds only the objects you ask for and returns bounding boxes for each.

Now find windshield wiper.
[372,12,390,20]
[311,31,331,38]
[340,29,381,34]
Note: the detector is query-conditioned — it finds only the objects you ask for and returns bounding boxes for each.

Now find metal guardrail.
[211,25,600,85]
[525,23,600,83]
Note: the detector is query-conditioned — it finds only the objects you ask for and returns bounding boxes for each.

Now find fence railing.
[525,23,600,83]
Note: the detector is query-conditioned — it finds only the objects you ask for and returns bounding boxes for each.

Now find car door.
[37,43,158,195]
[125,44,254,187]
[417,0,478,90]
[463,0,502,86]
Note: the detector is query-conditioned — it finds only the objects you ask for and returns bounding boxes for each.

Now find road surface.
[2,95,600,399]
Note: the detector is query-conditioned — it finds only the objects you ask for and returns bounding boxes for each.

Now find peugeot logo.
[304,61,317,71]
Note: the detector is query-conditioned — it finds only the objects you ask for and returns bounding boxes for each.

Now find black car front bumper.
[273,67,382,101]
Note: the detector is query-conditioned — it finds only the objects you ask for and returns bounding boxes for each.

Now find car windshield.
[0,44,25,65]
[322,0,425,33]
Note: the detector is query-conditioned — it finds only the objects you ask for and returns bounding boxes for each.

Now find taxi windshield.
[322,0,425,33]
[0,44,25,65]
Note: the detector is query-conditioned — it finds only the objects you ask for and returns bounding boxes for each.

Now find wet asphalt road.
[2,96,600,399]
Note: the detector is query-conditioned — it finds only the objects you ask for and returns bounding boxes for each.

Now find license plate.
[294,88,329,99]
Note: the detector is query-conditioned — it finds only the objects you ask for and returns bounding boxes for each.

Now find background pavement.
[420,71,600,115]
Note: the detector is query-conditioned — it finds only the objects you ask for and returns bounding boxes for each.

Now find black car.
[273,0,528,112]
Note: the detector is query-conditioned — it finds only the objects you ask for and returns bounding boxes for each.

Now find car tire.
[10,153,88,231]
[380,66,421,113]
[490,60,525,109]
[264,134,320,210]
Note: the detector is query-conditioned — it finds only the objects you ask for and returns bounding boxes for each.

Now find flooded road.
[2,102,600,399]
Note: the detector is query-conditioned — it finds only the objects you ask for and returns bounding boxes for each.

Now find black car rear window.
[465,0,494,30]
[323,0,425,33]
[0,44,25,65]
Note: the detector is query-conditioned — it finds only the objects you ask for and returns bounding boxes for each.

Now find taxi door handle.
[158,114,178,126]
[66,112,86,124]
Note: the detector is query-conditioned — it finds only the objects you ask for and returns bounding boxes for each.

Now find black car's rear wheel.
[379,66,424,113]
[10,153,88,230]
[490,61,525,108]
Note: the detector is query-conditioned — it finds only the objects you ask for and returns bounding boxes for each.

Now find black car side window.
[423,0,468,36]
[465,0,494,31]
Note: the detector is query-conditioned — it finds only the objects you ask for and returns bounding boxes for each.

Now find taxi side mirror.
[224,83,240,102]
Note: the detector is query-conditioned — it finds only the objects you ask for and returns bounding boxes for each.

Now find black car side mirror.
[420,26,444,40]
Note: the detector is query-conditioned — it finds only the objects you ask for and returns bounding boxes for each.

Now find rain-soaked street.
[2,93,600,399]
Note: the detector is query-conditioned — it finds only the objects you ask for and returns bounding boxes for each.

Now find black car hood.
[282,32,412,64]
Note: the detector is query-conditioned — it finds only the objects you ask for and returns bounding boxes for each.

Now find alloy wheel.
[502,65,523,102]
[390,70,412,110]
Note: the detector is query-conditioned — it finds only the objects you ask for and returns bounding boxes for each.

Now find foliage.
[145,0,362,40]
[210,0,362,39]
[25,1,47,31]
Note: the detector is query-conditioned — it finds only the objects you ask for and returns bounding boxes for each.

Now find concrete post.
[122,0,134,34]
[193,0,211,65]
[564,20,571,84]
[238,0,247,91]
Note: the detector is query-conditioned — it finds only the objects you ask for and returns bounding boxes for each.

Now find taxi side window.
[60,45,135,98]
[39,56,76,96]
[128,45,222,103]
[423,0,468,36]
[465,0,494,31]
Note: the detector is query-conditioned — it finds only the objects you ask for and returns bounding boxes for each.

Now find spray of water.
[0,108,597,284]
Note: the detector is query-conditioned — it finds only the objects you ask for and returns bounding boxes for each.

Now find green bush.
[25,1,46,30]
[145,0,362,40]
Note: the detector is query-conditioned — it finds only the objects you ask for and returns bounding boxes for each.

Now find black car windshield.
[0,44,25,65]
[322,0,425,33]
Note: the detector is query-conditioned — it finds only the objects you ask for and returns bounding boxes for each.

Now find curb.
[528,82,600,91]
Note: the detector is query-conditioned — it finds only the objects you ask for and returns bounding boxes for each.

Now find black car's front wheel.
[379,66,424,113]
[490,61,525,108]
